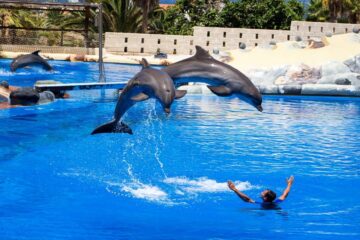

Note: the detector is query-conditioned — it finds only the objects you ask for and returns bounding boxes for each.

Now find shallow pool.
[0,61,360,239]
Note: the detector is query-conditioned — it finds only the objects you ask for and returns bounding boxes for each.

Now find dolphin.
[91,59,187,135]
[10,50,53,72]
[163,46,263,112]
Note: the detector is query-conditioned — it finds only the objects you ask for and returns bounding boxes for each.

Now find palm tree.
[91,0,142,32]
[0,9,15,41]
[321,0,360,23]
[133,0,159,33]
[308,0,329,21]
[346,0,360,23]
[309,0,360,23]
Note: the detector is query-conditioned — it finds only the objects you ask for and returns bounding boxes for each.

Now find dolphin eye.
[166,89,170,92]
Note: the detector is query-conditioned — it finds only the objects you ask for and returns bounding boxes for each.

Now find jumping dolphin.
[163,46,263,112]
[91,59,187,135]
[10,50,53,72]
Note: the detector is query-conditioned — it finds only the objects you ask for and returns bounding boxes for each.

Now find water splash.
[142,100,167,178]
[164,176,255,194]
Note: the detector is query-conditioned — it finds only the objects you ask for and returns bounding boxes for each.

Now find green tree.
[308,0,360,23]
[162,0,225,35]
[307,0,329,21]
[148,6,166,33]
[221,0,304,30]
[133,0,159,32]
[92,0,143,32]
[347,0,360,23]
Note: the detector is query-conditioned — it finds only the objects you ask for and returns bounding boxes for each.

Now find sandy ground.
[228,33,360,70]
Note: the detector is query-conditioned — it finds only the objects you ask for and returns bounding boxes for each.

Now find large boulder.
[278,64,321,85]
[245,65,289,86]
[287,41,307,49]
[349,33,360,43]
[307,39,326,49]
[10,87,39,105]
[318,73,360,85]
[344,55,360,74]
[321,61,350,76]
[318,61,359,85]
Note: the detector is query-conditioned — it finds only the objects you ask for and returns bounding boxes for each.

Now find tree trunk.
[142,0,149,33]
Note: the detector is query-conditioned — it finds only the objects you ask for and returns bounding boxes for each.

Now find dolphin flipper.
[131,93,149,102]
[91,120,133,135]
[175,90,187,99]
[207,86,232,96]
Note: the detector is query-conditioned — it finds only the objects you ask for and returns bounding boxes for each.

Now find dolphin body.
[91,59,187,135]
[10,50,53,72]
[163,46,263,111]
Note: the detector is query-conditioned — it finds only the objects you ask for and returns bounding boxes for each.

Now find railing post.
[98,3,105,82]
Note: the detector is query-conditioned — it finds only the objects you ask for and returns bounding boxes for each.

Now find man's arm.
[278,176,294,201]
[227,180,255,203]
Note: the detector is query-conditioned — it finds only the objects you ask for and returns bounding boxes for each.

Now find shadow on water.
[240,206,289,219]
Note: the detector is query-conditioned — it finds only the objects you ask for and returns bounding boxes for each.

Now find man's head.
[261,189,276,202]
[0,81,9,89]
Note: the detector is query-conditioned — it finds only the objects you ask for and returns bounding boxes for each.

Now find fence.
[0,1,100,54]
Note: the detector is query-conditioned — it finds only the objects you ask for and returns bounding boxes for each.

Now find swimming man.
[228,176,294,207]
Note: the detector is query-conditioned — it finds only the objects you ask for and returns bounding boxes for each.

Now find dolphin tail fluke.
[91,120,133,135]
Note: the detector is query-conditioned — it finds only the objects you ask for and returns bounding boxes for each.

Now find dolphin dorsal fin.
[140,58,150,69]
[194,46,213,60]
[31,50,41,55]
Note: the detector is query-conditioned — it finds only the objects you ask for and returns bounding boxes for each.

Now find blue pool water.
[0,59,142,86]
[1,60,360,239]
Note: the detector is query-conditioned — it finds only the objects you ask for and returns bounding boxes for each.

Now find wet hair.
[264,190,276,202]
[0,81,9,89]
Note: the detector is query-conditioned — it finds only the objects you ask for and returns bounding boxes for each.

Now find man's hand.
[228,180,255,203]
[227,180,237,191]
[279,175,294,201]
[287,176,294,185]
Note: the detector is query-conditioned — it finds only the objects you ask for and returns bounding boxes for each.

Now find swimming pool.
[0,59,142,86]
[0,61,360,239]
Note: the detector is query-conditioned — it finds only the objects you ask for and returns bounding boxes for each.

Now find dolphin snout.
[256,105,263,112]
[164,107,171,114]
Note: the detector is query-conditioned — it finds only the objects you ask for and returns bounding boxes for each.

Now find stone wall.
[192,27,291,52]
[290,21,360,39]
[105,21,360,55]
[105,32,194,55]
